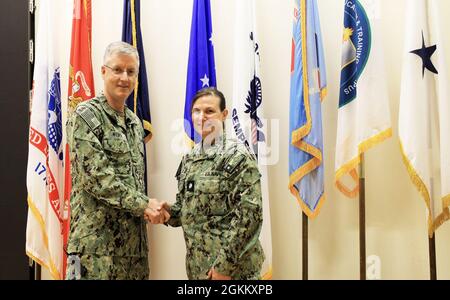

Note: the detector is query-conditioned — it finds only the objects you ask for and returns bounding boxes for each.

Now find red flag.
[63,0,95,275]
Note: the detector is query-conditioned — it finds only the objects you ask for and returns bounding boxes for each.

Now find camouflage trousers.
[65,254,149,280]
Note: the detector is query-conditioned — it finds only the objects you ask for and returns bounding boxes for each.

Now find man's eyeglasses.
[104,65,138,78]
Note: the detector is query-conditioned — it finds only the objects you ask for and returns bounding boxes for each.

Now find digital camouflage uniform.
[65,95,149,280]
[168,134,265,280]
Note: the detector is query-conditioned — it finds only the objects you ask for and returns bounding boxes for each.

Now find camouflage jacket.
[168,134,265,279]
[66,95,149,258]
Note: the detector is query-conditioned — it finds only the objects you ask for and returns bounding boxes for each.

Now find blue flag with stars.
[184,0,217,144]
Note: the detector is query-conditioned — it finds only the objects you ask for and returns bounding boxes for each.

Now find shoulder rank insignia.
[224,154,245,175]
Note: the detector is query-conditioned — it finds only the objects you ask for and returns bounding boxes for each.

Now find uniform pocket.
[196,176,228,216]
[102,132,131,174]
[196,177,220,194]
[103,131,130,152]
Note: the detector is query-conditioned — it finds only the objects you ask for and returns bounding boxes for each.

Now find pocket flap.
[102,132,130,153]
[196,176,221,194]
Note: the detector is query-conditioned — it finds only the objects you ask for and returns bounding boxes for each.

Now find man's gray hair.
[103,41,140,68]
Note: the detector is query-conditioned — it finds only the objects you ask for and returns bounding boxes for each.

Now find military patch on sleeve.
[76,105,101,131]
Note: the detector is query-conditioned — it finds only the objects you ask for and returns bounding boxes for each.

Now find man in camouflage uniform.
[65,41,167,280]
[167,88,265,280]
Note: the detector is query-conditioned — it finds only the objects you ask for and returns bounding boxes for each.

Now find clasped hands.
[144,198,170,224]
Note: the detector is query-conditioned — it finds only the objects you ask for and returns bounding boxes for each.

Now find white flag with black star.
[399,0,450,236]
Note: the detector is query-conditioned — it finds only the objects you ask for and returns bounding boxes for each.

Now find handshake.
[144,198,171,225]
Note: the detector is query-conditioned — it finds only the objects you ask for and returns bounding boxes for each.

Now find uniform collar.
[192,133,226,157]
[98,93,139,128]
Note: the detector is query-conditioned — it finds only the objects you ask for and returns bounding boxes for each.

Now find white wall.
[39,0,450,279]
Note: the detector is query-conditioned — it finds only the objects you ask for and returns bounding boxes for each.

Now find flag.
[122,0,153,194]
[67,0,94,114]
[122,0,153,142]
[398,0,450,236]
[231,0,272,280]
[184,0,216,145]
[289,0,327,218]
[26,0,64,279]
[335,0,392,198]
[64,0,95,275]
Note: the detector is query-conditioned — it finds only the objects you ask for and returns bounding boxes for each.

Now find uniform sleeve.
[69,113,148,217]
[167,196,182,227]
[167,160,183,227]
[213,155,263,276]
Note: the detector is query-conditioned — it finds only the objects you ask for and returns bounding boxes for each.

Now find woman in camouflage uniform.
[166,88,265,280]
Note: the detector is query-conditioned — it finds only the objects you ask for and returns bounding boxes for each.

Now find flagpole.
[302,212,308,280]
[34,262,41,280]
[359,154,366,280]
[429,234,437,280]
[28,0,37,281]
[428,177,437,280]
[427,70,437,280]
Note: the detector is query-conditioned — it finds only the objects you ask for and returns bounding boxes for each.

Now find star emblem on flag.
[410,31,438,77]
[200,74,210,87]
